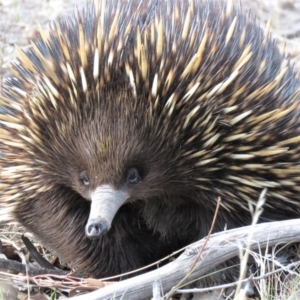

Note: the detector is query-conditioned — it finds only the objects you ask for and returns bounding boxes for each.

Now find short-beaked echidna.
[1,0,300,279]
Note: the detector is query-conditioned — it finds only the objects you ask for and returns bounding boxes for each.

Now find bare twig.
[0,258,82,277]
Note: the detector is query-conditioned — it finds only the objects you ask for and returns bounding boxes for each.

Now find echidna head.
[44,84,189,239]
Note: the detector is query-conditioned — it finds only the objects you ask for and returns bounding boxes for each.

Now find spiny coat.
[1,0,300,280]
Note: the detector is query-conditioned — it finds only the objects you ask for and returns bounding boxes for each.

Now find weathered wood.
[0,258,71,277]
[71,219,300,300]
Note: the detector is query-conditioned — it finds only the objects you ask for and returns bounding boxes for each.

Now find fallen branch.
[0,258,82,277]
[70,218,300,300]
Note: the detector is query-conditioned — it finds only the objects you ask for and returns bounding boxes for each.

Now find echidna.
[1,0,300,279]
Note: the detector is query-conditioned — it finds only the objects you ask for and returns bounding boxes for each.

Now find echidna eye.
[127,167,141,185]
[79,171,90,186]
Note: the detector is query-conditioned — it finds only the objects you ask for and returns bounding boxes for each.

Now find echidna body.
[1,0,300,278]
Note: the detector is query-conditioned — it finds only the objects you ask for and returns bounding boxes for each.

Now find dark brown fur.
[1,0,300,281]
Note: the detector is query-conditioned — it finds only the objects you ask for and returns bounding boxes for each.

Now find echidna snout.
[85,185,129,239]
[85,219,109,238]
